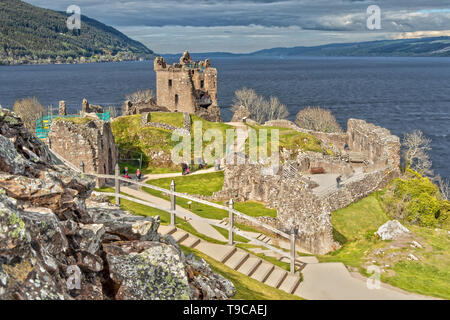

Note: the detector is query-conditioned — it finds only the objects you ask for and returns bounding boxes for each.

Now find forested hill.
[0,0,156,65]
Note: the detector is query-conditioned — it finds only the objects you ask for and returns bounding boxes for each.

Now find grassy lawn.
[180,245,303,300]
[234,201,277,218]
[148,112,184,128]
[318,192,450,299]
[332,192,390,244]
[53,117,93,125]
[146,171,224,196]
[245,123,330,156]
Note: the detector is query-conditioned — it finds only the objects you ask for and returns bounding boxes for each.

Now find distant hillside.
[0,0,156,65]
[164,37,450,59]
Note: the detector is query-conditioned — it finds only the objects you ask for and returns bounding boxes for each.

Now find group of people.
[122,167,142,180]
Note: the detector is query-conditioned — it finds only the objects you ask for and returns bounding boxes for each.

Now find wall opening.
[168,79,172,87]
[200,80,204,88]
[175,94,179,106]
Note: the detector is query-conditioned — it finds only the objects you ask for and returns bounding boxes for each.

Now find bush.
[380,169,449,228]
[295,106,342,133]
[13,97,45,131]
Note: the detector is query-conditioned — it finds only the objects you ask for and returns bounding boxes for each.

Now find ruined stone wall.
[213,163,337,254]
[48,118,118,186]
[347,118,401,167]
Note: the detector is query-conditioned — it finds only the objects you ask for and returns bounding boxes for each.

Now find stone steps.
[264,268,288,289]
[237,257,262,276]
[157,225,303,298]
[225,251,250,270]
[180,235,201,248]
[251,263,275,283]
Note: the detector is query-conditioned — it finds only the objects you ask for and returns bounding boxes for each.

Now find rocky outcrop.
[0,108,234,300]
[48,118,118,186]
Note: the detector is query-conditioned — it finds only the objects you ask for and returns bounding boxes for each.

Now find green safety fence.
[36,111,110,140]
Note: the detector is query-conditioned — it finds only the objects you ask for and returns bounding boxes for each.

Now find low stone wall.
[324,166,400,212]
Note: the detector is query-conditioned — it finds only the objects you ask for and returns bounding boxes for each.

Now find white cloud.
[392,30,450,39]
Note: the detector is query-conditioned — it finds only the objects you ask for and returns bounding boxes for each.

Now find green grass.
[245,123,327,156]
[318,191,450,299]
[180,245,303,300]
[234,201,277,218]
[146,171,224,196]
[332,192,390,243]
[53,117,93,125]
[148,112,184,128]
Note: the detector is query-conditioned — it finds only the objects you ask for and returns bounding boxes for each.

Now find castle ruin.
[154,51,221,122]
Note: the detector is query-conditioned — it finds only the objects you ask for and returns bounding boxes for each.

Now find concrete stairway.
[159,225,302,296]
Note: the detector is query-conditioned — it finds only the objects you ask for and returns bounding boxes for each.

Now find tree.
[294,106,342,133]
[232,87,289,123]
[402,130,433,176]
[125,89,155,104]
[13,97,45,131]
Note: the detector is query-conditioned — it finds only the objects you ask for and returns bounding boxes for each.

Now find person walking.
[336,175,342,189]
[123,166,128,176]
[136,169,142,181]
[181,162,186,175]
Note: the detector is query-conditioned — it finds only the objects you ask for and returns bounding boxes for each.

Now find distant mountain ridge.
[163,37,450,59]
[0,0,156,65]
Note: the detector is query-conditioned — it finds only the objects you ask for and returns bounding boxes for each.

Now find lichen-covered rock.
[86,201,160,241]
[106,242,191,300]
[185,254,235,300]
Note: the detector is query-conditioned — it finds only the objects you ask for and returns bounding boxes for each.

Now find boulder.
[375,220,410,240]
[106,242,191,300]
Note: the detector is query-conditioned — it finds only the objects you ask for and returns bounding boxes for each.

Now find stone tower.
[154,51,220,122]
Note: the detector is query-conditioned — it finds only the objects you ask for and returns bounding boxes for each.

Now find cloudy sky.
[25,0,450,53]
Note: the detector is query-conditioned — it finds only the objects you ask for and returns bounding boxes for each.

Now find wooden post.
[170,180,176,226]
[228,198,234,246]
[115,163,120,205]
[290,230,296,275]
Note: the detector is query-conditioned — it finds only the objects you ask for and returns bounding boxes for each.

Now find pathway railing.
[51,148,299,273]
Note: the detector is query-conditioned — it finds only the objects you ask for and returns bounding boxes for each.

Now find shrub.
[380,169,449,228]
[294,106,342,133]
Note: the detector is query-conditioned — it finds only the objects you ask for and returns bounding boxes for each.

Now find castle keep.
[154,51,221,122]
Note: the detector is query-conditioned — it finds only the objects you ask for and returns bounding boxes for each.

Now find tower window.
[175,94,179,106]
[200,80,204,88]
[168,79,172,87]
